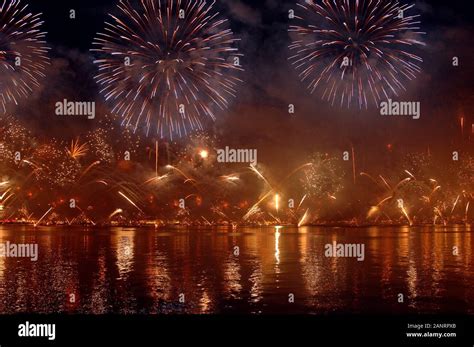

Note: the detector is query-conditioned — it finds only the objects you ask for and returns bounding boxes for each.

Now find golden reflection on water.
[91,250,108,314]
[299,227,321,300]
[274,228,281,265]
[224,255,242,299]
[114,230,135,279]
[0,225,472,313]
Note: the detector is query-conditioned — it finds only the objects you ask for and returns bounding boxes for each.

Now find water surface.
[0,225,472,314]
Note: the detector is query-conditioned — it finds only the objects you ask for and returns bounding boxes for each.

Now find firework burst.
[302,153,344,198]
[67,138,89,160]
[0,115,32,163]
[289,0,425,108]
[29,142,82,188]
[85,128,115,164]
[0,0,50,112]
[92,0,243,139]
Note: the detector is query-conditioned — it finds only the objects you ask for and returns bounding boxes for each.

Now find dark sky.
[13,0,474,171]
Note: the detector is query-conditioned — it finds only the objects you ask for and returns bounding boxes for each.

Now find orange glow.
[199,150,209,159]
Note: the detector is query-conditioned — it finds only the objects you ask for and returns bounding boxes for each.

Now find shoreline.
[0,222,471,230]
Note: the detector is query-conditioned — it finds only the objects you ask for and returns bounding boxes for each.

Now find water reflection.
[0,225,472,314]
[274,228,281,265]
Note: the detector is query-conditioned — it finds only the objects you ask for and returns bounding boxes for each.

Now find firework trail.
[397,198,412,225]
[289,0,425,108]
[92,0,243,139]
[0,0,49,112]
[298,208,310,227]
[249,164,272,188]
[220,174,240,185]
[34,206,53,227]
[109,208,123,219]
[119,191,145,214]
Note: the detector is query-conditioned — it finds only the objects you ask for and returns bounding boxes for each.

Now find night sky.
[12,0,474,173]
